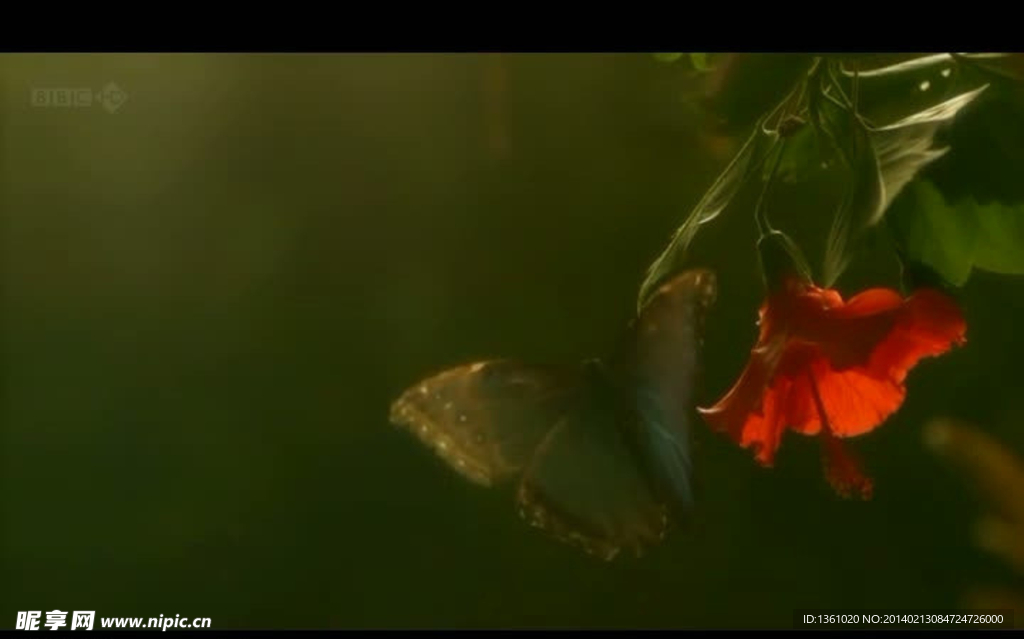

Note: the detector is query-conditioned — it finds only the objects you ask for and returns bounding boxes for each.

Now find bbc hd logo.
[15,611,95,631]
[30,82,128,114]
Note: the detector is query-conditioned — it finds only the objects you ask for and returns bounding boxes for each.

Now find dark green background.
[3,53,1023,628]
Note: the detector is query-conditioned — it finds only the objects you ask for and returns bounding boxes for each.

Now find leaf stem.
[755,138,787,237]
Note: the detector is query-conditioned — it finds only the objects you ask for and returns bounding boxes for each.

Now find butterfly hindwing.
[389,360,574,487]
[516,360,668,561]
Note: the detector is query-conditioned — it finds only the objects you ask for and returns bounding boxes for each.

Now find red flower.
[699,272,967,499]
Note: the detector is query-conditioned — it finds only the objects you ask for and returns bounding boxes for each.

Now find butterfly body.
[389,269,717,559]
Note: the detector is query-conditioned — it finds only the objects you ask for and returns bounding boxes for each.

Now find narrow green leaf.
[638,120,775,310]
[818,79,988,285]
[817,92,885,286]
[874,84,989,131]
[785,125,826,182]
[840,53,956,78]
[869,85,988,212]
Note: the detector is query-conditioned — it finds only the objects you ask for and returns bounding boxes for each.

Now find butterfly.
[388,268,717,560]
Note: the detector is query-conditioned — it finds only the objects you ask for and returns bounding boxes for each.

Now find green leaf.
[972,201,1024,275]
[873,85,987,203]
[889,181,976,286]
[771,123,825,183]
[952,53,1024,83]
[689,53,710,72]
[816,89,885,286]
[639,61,817,308]
[889,180,1024,286]
[838,53,1014,81]
[839,53,957,78]
[816,72,988,285]
[637,119,776,310]
[651,53,713,71]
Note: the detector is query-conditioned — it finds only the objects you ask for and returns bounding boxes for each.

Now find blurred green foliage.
[889,181,1024,286]
[652,53,685,63]
[651,53,713,72]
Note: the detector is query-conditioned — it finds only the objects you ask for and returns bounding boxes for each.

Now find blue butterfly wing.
[516,362,669,560]
[391,359,667,560]
[389,360,573,487]
[612,268,717,514]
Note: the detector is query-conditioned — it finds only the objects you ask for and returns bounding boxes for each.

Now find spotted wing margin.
[516,367,669,561]
[389,360,576,487]
[610,268,718,514]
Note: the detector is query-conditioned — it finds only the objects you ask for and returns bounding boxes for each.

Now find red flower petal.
[865,288,967,384]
